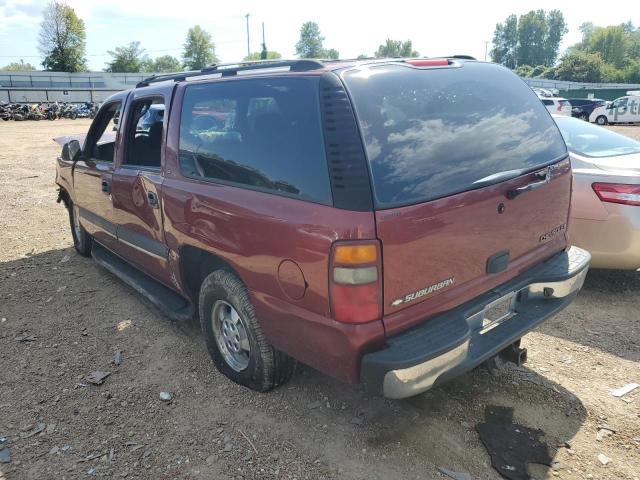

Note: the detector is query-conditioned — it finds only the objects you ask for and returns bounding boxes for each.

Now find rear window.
[342,62,567,208]
[178,77,331,205]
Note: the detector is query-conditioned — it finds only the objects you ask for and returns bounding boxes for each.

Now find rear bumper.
[361,246,591,399]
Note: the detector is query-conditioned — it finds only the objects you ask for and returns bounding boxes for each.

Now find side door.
[73,99,123,250]
[110,86,173,287]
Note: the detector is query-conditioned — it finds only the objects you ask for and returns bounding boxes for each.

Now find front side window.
[178,77,331,205]
[342,62,567,208]
[86,101,121,162]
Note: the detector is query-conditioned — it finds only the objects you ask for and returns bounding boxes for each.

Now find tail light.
[592,183,640,206]
[329,241,382,323]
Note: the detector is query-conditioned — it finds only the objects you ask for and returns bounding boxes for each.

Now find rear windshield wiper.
[472,166,553,199]
[471,167,531,189]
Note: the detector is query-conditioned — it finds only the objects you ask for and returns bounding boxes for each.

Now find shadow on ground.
[0,247,589,479]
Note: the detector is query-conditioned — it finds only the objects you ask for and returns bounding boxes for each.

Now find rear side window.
[342,62,567,208]
[178,77,331,205]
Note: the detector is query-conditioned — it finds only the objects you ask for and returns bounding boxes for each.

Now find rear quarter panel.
[161,82,384,383]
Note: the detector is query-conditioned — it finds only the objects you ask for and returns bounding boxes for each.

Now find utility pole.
[245,14,250,57]
[484,41,489,61]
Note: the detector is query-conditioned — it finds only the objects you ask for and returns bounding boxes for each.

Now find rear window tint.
[178,77,332,205]
[342,62,567,208]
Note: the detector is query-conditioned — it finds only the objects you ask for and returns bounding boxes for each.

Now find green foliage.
[567,22,640,82]
[294,22,339,59]
[295,22,326,58]
[182,25,218,70]
[243,51,282,61]
[1,61,37,71]
[356,54,370,59]
[515,65,533,77]
[144,55,182,73]
[105,41,148,72]
[491,15,518,69]
[38,1,87,72]
[491,10,566,68]
[555,51,604,82]
[374,39,419,58]
[325,48,339,60]
[531,64,549,77]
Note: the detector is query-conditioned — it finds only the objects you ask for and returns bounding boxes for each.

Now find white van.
[589,94,640,125]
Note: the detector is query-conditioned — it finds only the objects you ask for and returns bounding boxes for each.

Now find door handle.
[147,191,159,208]
[101,179,110,193]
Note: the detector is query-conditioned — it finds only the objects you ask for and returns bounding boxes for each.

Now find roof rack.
[136,59,325,88]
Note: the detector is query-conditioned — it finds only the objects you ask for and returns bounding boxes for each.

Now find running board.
[91,242,194,321]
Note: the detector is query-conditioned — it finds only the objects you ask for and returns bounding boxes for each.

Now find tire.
[199,270,296,392]
[596,115,608,126]
[70,112,78,120]
[580,113,589,121]
[68,200,92,256]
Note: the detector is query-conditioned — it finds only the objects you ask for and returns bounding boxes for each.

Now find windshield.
[342,62,567,208]
[555,116,640,157]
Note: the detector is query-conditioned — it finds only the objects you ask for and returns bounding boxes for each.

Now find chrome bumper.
[361,246,591,400]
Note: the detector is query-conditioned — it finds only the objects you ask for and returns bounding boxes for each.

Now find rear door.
[342,61,570,328]
[110,86,173,286]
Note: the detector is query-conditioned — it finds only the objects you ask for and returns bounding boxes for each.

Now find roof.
[135,56,477,88]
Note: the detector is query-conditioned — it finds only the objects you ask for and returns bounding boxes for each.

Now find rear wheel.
[579,113,589,121]
[199,270,296,391]
[68,200,92,256]
[596,115,608,125]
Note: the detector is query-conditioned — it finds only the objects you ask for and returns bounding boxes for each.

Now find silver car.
[554,116,640,270]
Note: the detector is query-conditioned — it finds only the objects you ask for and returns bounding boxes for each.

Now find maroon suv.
[55,58,590,399]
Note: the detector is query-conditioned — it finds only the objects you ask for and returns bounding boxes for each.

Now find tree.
[325,48,339,60]
[243,51,282,61]
[587,26,628,68]
[375,39,419,58]
[1,61,37,71]
[38,1,86,72]
[105,41,148,72]
[491,10,566,68]
[490,15,518,68]
[182,25,218,70]
[554,51,604,82]
[295,22,326,58]
[149,55,182,72]
[515,65,534,77]
[544,10,568,67]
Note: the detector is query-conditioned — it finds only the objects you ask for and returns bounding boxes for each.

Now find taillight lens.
[330,241,382,324]
[592,183,640,206]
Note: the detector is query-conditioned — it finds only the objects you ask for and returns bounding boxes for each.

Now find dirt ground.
[0,119,638,480]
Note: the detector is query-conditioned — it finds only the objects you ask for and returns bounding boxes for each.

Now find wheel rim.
[211,300,250,372]
[597,117,605,125]
[72,205,82,241]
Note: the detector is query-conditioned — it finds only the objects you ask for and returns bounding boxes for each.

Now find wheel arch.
[179,245,244,304]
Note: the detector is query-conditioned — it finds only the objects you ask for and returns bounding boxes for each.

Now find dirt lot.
[0,119,639,480]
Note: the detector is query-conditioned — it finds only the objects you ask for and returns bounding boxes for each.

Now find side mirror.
[62,139,81,161]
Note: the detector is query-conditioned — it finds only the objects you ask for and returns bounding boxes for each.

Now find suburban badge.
[391,277,455,307]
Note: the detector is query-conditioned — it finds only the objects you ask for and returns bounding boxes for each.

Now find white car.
[539,96,571,116]
[589,95,640,125]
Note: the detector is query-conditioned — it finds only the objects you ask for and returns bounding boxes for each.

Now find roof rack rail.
[136,59,325,88]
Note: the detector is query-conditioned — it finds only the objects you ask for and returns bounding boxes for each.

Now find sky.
[0,0,638,71]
